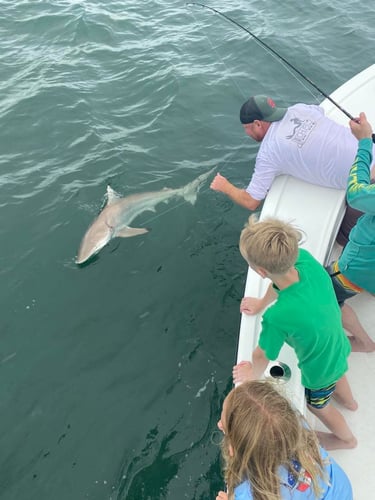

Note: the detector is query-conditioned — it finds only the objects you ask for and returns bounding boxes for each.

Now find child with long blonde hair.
[216,381,352,500]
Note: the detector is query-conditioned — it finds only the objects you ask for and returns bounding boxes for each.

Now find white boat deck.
[236,64,375,498]
[319,289,375,499]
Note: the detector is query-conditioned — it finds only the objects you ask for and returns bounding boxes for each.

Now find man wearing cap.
[210,95,366,211]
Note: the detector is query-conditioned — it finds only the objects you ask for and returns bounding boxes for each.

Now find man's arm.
[210,172,262,210]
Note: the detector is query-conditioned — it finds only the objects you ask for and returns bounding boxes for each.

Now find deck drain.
[269,362,291,382]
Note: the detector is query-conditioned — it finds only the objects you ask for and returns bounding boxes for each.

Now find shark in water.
[76,167,215,264]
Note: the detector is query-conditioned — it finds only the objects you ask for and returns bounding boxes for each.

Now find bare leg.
[332,375,358,410]
[308,403,357,450]
[342,302,375,352]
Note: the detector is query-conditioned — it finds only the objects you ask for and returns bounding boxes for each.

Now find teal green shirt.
[338,138,375,292]
[259,249,351,389]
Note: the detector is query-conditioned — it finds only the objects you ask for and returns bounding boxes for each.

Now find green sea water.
[1,1,374,498]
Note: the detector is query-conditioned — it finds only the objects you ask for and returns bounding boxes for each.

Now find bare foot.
[232,361,256,384]
[316,431,357,450]
[349,336,375,353]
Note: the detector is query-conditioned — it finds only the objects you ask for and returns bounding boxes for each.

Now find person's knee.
[339,434,358,448]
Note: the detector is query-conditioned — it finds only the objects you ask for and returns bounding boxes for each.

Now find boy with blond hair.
[233,216,357,450]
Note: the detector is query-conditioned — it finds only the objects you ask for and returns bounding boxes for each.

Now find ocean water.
[1,1,374,499]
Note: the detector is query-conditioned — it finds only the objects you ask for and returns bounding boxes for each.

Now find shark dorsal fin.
[106,185,122,206]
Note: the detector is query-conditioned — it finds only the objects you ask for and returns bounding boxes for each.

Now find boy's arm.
[252,346,270,379]
[232,346,270,384]
[241,283,278,315]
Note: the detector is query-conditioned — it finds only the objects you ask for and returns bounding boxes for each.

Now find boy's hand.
[240,296,264,315]
[349,112,373,140]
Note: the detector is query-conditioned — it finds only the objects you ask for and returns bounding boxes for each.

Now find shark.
[76,167,215,264]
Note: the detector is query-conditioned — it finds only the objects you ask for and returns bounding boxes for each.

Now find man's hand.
[210,172,262,210]
[210,172,230,193]
[349,112,373,140]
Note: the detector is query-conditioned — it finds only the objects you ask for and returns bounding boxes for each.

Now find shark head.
[76,220,114,264]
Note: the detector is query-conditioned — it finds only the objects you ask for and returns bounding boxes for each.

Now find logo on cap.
[267,98,276,108]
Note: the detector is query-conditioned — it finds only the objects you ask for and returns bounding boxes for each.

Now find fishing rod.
[187,2,375,142]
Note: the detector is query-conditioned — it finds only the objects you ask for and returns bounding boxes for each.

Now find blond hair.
[221,381,326,500]
[239,216,302,274]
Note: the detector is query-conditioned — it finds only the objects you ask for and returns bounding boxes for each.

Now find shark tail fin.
[182,188,198,205]
[181,167,216,205]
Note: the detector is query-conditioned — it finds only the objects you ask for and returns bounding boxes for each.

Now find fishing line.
[189,6,246,99]
[188,6,267,170]
[140,5,254,227]
[144,5,257,226]
[131,7,251,227]
[140,180,214,227]
[141,196,196,226]
[186,6,251,175]
[188,3,318,103]
[187,2,370,128]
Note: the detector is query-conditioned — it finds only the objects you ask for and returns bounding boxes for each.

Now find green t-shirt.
[259,249,351,389]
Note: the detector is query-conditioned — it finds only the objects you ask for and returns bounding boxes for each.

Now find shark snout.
[76,221,113,264]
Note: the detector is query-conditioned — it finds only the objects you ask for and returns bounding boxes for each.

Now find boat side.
[236,64,375,497]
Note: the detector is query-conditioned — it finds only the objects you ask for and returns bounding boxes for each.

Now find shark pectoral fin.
[115,226,149,238]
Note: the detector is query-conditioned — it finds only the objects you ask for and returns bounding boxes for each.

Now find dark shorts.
[305,383,336,409]
[325,263,359,306]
